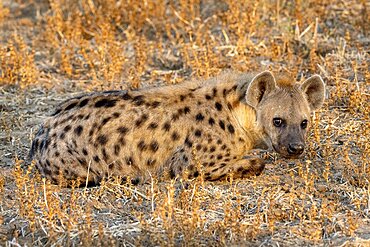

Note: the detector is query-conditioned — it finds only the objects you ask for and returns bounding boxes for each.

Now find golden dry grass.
[0,0,369,246]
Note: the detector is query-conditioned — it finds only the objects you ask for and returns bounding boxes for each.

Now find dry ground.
[0,0,369,246]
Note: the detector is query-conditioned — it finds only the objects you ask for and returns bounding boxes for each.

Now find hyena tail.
[27,125,50,164]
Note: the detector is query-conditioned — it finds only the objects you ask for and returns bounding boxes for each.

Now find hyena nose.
[287,143,304,155]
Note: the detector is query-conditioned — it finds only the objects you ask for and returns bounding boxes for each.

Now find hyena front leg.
[203,151,271,181]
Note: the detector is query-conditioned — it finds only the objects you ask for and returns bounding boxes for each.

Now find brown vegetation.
[0,0,369,245]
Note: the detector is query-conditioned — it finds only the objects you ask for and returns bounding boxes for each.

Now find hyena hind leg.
[160,145,195,180]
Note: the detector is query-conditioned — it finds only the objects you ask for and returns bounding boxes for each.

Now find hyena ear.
[245,71,277,108]
[300,75,325,111]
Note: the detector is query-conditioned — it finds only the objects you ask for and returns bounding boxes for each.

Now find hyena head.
[245,71,325,158]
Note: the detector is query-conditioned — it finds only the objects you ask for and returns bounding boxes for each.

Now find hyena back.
[29,71,325,185]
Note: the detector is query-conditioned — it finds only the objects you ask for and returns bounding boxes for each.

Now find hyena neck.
[226,93,265,149]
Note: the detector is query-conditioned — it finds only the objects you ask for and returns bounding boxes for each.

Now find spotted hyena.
[29,71,325,186]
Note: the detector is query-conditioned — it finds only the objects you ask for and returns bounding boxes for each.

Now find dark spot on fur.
[208,117,215,126]
[95,98,117,108]
[151,101,160,108]
[217,139,222,145]
[102,148,109,161]
[108,163,115,170]
[59,133,65,140]
[72,139,77,148]
[97,135,108,145]
[44,167,52,176]
[122,93,132,100]
[193,171,199,177]
[52,109,61,116]
[203,146,208,152]
[118,137,126,146]
[82,148,88,156]
[132,95,145,106]
[117,126,129,135]
[180,95,186,101]
[146,159,156,166]
[77,158,87,167]
[210,146,216,152]
[212,88,217,97]
[65,102,78,111]
[215,102,222,111]
[125,156,134,166]
[148,122,158,129]
[194,129,202,137]
[196,144,202,151]
[74,125,83,136]
[205,94,212,100]
[227,124,235,134]
[221,144,227,149]
[162,122,171,132]
[217,154,223,160]
[171,132,180,141]
[45,159,51,167]
[76,114,85,119]
[112,112,120,118]
[64,125,71,132]
[135,114,148,127]
[219,120,225,130]
[137,140,147,151]
[101,117,112,126]
[55,151,60,157]
[169,168,176,178]
[195,113,204,121]
[114,144,121,155]
[185,136,193,148]
[184,106,191,114]
[209,162,215,167]
[150,141,159,152]
[79,99,89,107]
[171,113,180,121]
[227,103,232,110]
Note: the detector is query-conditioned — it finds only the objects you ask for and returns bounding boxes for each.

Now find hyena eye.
[273,118,283,127]
[301,119,308,129]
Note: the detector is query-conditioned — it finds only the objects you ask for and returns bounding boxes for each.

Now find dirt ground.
[0,0,369,246]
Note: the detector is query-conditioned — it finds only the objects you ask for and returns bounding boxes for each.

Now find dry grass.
[0,0,369,246]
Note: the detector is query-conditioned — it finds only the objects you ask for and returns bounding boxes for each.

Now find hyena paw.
[232,157,266,178]
[243,149,273,161]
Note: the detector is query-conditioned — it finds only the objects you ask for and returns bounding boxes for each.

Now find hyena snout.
[287,142,304,156]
